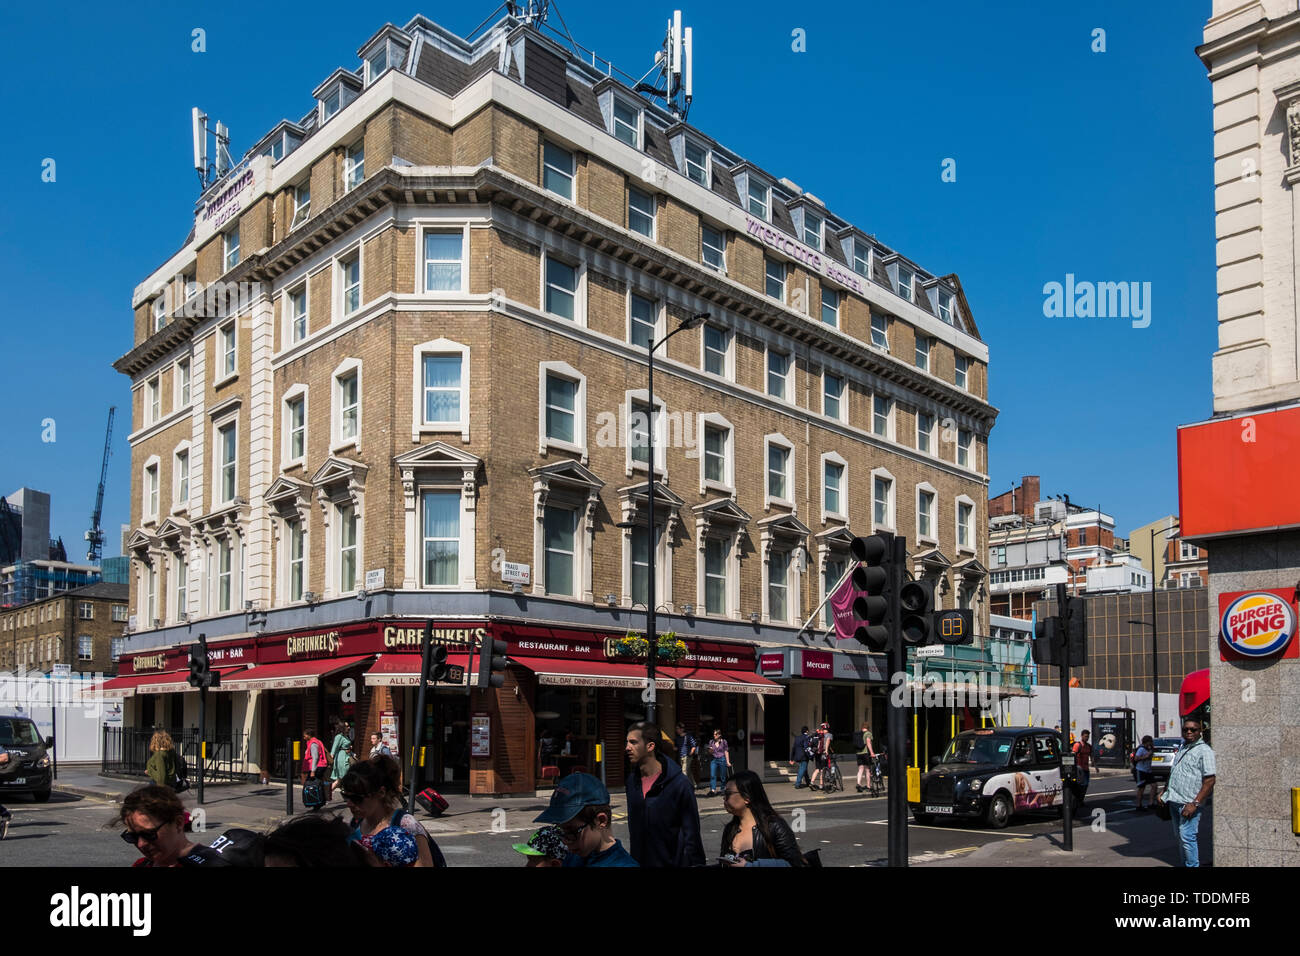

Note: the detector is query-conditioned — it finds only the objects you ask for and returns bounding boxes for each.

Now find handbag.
[1154,796,1171,821]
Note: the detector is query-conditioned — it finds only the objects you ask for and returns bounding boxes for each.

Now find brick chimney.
[1021,476,1040,517]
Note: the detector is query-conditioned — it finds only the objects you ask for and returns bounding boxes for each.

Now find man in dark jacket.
[625,721,706,867]
[789,726,812,789]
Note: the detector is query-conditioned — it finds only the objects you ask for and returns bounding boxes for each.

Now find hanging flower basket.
[615,630,688,663]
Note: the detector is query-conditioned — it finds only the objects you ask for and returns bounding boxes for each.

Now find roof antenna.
[633,10,695,120]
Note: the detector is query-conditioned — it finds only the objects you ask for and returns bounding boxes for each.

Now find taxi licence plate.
[925,805,953,814]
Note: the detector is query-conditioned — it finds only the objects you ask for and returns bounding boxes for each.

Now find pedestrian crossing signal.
[933,609,974,645]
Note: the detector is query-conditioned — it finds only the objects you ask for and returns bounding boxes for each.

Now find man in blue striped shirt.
[1162,718,1216,867]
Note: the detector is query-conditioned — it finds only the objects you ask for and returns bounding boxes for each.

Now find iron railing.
[101,727,253,783]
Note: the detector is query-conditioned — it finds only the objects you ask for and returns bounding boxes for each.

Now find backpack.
[804,735,820,760]
[173,750,190,793]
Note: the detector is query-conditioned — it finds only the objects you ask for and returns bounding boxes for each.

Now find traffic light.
[932,608,974,645]
[849,533,896,651]
[1033,615,1059,666]
[1064,596,1087,667]
[899,579,934,646]
[427,645,449,682]
[476,636,508,688]
[187,643,206,687]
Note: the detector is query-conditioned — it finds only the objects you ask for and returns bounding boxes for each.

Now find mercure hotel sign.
[744,216,866,296]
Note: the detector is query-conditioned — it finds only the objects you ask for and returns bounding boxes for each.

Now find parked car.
[910,727,1063,829]
[0,715,52,802]
[1148,737,1182,780]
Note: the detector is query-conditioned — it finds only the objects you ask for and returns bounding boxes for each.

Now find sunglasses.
[120,824,165,845]
[1182,727,1201,734]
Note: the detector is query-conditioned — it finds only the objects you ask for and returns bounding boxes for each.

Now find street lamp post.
[638,311,708,725]
[1129,520,1180,739]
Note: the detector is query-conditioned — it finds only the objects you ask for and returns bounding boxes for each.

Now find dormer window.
[315,70,362,125]
[747,179,770,221]
[360,28,411,87]
[896,266,913,303]
[367,47,388,82]
[851,239,870,277]
[612,99,641,148]
[803,211,823,251]
[684,140,710,186]
[322,88,341,120]
[938,289,956,325]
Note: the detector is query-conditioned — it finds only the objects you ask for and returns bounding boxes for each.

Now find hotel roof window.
[313,69,362,125]
[359,26,411,86]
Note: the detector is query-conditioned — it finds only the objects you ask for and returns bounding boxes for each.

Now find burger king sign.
[1219,589,1299,660]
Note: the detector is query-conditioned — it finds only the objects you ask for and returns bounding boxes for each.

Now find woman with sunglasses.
[117,784,197,867]
[719,770,806,867]
[338,755,446,867]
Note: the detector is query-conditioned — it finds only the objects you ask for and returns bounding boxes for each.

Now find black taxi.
[910,727,1063,829]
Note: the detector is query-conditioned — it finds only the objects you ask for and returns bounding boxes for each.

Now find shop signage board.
[501,562,531,585]
[832,653,888,683]
[798,650,833,679]
[380,711,400,762]
[759,651,787,676]
[495,622,757,671]
[1218,589,1299,661]
[471,715,491,757]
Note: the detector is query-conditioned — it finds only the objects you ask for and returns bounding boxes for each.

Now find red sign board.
[1218,589,1299,662]
[493,622,756,671]
[759,653,786,676]
[1179,407,1300,537]
[799,650,833,679]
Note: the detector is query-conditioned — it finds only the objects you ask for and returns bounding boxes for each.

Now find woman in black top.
[720,770,806,866]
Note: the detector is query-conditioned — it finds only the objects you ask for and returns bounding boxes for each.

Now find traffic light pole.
[1056,583,1073,852]
[197,683,206,806]
[408,622,435,814]
[886,536,908,868]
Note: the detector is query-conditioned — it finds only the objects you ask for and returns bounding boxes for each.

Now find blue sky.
[0,0,1212,557]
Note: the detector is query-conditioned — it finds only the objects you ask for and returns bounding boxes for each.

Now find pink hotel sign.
[744,216,867,296]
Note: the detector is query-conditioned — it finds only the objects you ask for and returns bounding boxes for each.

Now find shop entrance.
[424,693,471,791]
[264,692,303,779]
[763,689,789,762]
[821,684,855,745]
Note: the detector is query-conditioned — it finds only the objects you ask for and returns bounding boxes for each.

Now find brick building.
[0,582,129,676]
[110,12,996,792]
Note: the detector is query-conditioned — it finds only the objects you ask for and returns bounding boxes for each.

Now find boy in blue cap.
[534,773,638,867]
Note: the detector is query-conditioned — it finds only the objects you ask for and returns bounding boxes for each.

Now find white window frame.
[418,489,462,589]
[916,334,931,373]
[684,139,711,186]
[213,414,239,508]
[171,554,187,624]
[627,291,663,352]
[153,296,168,333]
[625,389,667,477]
[411,339,470,442]
[172,442,191,512]
[216,537,234,612]
[216,321,237,384]
[803,210,823,250]
[332,358,362,453]
[916,411,935,456]
[957,429,973,469]
[336,501,361,594]
[821,286,839,327]
[765,257,786,302]
[820,452,848,524]
[223,229,240,272]
[142,456,161,523]
[282,517,306,603]
[767,547,793,624]
[822,372,845,422]
[538,361,588,461]
[938,290,955,325]
[286,283,309,344]
[700,534,736,618]
[338,248,362,318]
[628,185,656,239]
[79,635,92,662]
[916,482,938,545]
[698,412,735,496]
[702,323,733,380]
[291,181,312,229]
[955,354,969,390]
[541,503,579,598]
[871,468,896,533]
[956,495,976,554]
[543,141,575,200]
[895,265,913,302]
[282,385,309,469]
[419,223,470,295]
[147,376,161,426]
[872,394,894,441]
[767,347,793,402]
[611,98,642,148]
[541,251,585,325]
[852,239,870,277]
[701,223,726,271]
[764,433,795,511]
[870,313,889,351]
[174,357,191,410]
[344,140,365,192]
[748,178,770,221]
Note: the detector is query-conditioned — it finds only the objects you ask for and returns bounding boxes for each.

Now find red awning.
[215,656,372,692]
[659,666,784,696]
[95,665,250,699]
[509,655,675,690]
[364,653,471,687]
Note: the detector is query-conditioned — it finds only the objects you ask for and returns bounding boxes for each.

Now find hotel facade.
[112,12,996,793]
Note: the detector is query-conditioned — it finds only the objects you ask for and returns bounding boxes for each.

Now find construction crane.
[85,406,116,563]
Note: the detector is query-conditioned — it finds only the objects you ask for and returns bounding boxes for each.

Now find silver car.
[1147,737,1182,779]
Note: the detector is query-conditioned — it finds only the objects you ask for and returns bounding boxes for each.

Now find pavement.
[49,764,1196,864]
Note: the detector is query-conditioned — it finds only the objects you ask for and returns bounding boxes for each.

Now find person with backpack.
[1071,730,1094,809]
[340,754,447,867]
[789,726,812,789]
[809,723,831,791]
[301,729,330,804]
[674,722,698,789]
[855,721,877,793]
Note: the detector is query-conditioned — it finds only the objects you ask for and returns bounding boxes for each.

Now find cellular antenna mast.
[192,107,234,191]
[633,9,694,120]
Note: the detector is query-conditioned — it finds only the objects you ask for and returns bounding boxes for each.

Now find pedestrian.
[0,744,12,839]
[263,814,370,867]
[328,719,354,799]
[705,727,732,797]
[855,721,877,793]
[368,731,391,759]
[179,828,267,867]
[1072,730,1093,808]
[624,720,705,867]
[145,730,180,790]
[809,723,831,791]
[789,726,812,789]
[1133,735,1156,810]
[117,784,199,867]
[719,770,806,867]
[301,729,329,800]
[535,772,638,867]
[512,826,570,867]
[1159,718,1216,867]
[675,722,698,789]
[339,754,447,867]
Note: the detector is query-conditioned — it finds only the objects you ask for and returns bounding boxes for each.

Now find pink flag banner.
[829,569,865,641]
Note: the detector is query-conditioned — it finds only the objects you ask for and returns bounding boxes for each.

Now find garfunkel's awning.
[95,666,249,699]
[660,667,784,696]
[215,656,372,692]
[508,655,675,690]
[364,653,471,687]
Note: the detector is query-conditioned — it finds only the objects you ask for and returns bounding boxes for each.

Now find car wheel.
[33,788,51,803]
[912,810,934,825]
[986,791,1012,829]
